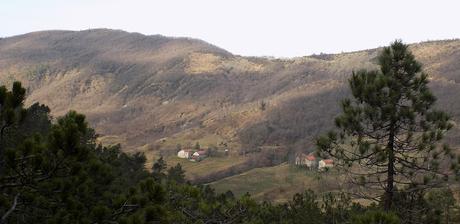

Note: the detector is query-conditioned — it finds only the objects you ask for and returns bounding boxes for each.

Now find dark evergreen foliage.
[317,41,459,211]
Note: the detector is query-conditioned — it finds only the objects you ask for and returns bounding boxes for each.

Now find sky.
[1,0,459,57]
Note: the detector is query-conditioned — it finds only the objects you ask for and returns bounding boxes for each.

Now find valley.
[1,29,460,202]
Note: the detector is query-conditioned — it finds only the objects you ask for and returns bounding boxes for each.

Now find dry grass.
[2,30,458,156]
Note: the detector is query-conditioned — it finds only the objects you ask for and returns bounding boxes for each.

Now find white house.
[177,149,193,159]
[318,159,334,171]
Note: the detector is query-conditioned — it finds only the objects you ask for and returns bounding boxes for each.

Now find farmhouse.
[190,150,207,162]
[295,153,317,169]
[318,159,334,171]
[177,149,193,159]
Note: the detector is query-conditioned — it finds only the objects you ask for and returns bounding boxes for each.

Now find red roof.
[306,155,316,161]
[323,159,334,164]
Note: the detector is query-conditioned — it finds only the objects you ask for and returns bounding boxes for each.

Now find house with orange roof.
[295,153,317,170]
[318,159,334,171]
[190,150,207,162]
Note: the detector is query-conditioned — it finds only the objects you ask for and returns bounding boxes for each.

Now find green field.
[208,163,344,203]
[151,155,250,181]
[148,152,344,203]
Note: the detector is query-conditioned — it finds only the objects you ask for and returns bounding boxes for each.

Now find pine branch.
[1,193,20,224]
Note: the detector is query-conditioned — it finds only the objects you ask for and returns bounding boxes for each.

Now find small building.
[295,153,317,169]
[318,159,334,171]
[190,150,207,162]
[295,153,306,166]
[305,154,316,169]
[177,149,193,159]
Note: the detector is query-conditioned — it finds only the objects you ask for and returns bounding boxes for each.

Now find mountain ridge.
[1,29,459,161]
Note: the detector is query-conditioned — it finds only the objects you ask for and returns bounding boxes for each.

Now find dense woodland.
[1,41,460,223]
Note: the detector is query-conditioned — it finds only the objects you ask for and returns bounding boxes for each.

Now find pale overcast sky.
[1,0,459,57]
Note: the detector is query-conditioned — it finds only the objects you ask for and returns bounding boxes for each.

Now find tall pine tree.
[0,82,26,174]
[317,40,458,211]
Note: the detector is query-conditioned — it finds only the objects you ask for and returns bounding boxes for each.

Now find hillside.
[1,29,460,188]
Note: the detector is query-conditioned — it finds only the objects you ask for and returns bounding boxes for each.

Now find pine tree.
[167,163,186,184]
[152,156,167,181]
[0,82,26,173]
[194,142,201,150]
[316,40,458,211]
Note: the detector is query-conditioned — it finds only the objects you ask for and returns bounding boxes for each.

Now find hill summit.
[1,29,460,158]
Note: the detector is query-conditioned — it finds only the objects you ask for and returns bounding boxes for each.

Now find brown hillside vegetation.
[1,29,460,162]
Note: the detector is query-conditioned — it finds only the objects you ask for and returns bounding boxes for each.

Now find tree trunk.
[0,124,5,176]
[446,207,450,224]
[384,122,395,211]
